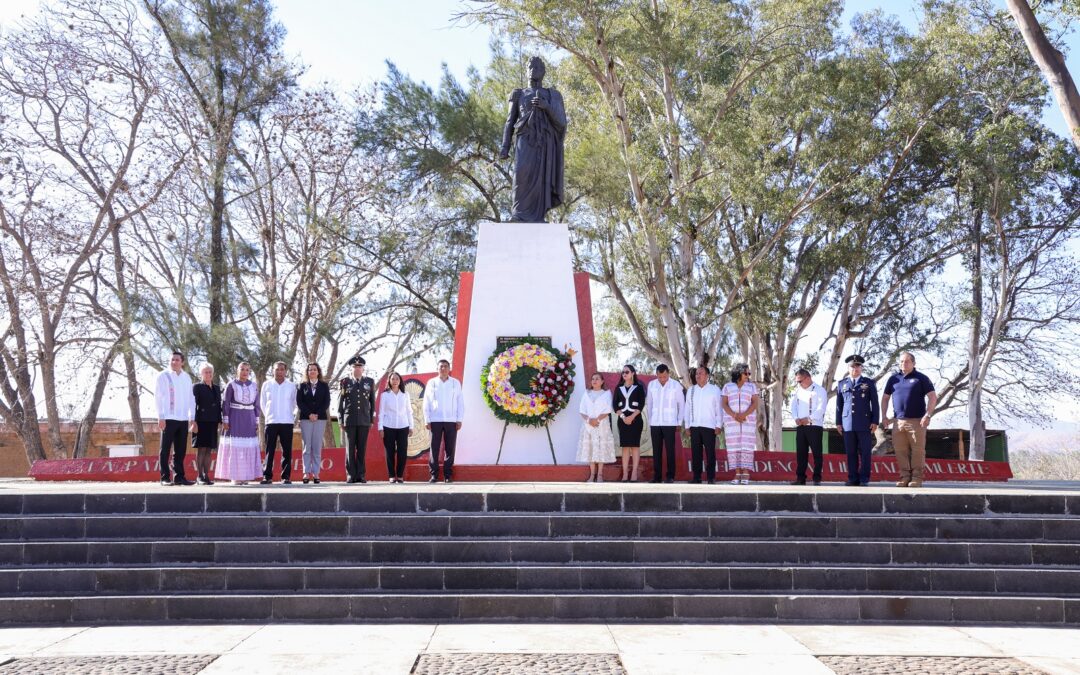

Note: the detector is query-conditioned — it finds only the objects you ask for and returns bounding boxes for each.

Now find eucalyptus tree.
[142,0,295,374]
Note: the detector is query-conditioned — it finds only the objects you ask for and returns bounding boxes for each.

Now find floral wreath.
[480,339,577,428]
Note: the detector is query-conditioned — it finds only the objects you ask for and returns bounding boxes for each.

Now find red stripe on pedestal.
[450,271,474,381]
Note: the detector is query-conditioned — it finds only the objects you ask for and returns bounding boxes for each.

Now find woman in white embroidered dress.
[576,372,617,482]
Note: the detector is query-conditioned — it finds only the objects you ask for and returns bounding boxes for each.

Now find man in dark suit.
[339,356,375,483]
[835,354,879,486]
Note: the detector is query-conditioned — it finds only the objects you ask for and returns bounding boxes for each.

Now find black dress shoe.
[444,478,453,484]
[813,479,821,486]
[428,477,438,483]
[302,477,309,484]
[689,478,702,484]
[706,479,716,485]
[282,479,292,485]
[859,481,870,487]
[358,478,367,484]
[259,478,272,485]
[790,480,806,486]
[650,478,662,484]
[844,480,858,486]
[313,478,320,484]
[664,478,674,484]
[173,477,195,486]
[196,477,211,485]
[160,479,173,486]
[345,477,356,484]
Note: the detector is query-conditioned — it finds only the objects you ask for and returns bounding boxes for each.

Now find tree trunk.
[111,226,144,448]
[73,347,119,459]
[1006,0,1080,152]
[968,210,987,461]
[38,348,67,459]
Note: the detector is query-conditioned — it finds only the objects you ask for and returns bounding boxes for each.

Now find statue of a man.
[499,57,566,223]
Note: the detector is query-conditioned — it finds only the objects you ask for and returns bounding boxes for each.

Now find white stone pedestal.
[456,223,590,464]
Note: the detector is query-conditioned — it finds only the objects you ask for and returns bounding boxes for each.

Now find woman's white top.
[378,390,413,431]
[580,389,614,418]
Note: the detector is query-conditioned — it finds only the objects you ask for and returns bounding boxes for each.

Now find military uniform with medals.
[835,355,880,485]
[339,357,376,483]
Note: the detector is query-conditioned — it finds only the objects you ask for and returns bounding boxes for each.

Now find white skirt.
[576,420,617,463]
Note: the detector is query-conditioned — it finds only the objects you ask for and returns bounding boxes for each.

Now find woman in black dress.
[192,363,222,485]
[613,364,646,482]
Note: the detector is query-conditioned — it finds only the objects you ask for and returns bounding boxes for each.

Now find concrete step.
[3,564,1080,596]
[4,489,1078,517]
[3,538,1078,567]
[0,592,1076,624]
[4,512,1078,542]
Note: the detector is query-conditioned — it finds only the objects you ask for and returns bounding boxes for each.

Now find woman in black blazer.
[192,362,222,485]
[296,362,331,484]
[612,364,646,482]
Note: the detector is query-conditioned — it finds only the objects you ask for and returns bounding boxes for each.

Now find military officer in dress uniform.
[835,354,879,486]
[339,356,376,484]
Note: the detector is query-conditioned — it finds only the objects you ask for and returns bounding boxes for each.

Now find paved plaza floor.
[0,623,1078,674]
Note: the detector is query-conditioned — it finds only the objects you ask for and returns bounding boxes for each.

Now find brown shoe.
[908,479,923,488]
[896,480,910,487]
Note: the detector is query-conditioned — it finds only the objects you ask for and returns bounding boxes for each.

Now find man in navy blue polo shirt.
[881,352,938,488]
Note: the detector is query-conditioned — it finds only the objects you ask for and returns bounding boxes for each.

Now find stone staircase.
[1,487,1078,624]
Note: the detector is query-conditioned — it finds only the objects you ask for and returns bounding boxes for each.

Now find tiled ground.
[0,624,1078,674]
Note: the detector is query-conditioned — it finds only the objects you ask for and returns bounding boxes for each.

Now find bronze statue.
[499,57,566,223]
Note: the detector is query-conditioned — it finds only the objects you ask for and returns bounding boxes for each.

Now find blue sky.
[1,0,1075,139]
[267,0,1080,142]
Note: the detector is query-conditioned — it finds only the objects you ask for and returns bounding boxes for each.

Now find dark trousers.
[429,422,458,479]
[159,419,188,481]
[344,425,370,481]
[263,423,294,481]
[383,427,409,479]
[689,426,717,481]
[843,430,874,484]
[795,425,824,482]
[650,425,677,482]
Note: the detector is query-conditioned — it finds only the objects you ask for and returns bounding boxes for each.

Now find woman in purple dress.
[218,362,263,484]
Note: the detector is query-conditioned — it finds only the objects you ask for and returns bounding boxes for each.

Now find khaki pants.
[893,418,927,481]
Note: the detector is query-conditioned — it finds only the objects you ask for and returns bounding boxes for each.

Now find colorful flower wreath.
[480,340,577,428]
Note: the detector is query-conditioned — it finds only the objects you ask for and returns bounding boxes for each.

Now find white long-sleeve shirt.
[378,390,414,431]
[683,383,722,429]
[645,379,685,427]
[423,376,464,423]
[260,379,297,425]
[790,382,827,427]
[155,369,194,422]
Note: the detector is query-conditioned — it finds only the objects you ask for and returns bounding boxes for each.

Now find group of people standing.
[577,352,938,487]
[154,353,464,486]
[155,348,938,488]
[576,363,760,485]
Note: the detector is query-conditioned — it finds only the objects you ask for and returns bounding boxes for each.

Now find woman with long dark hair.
[379,372,413,483]
[613,364,646,482]
[297,362,330,484]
